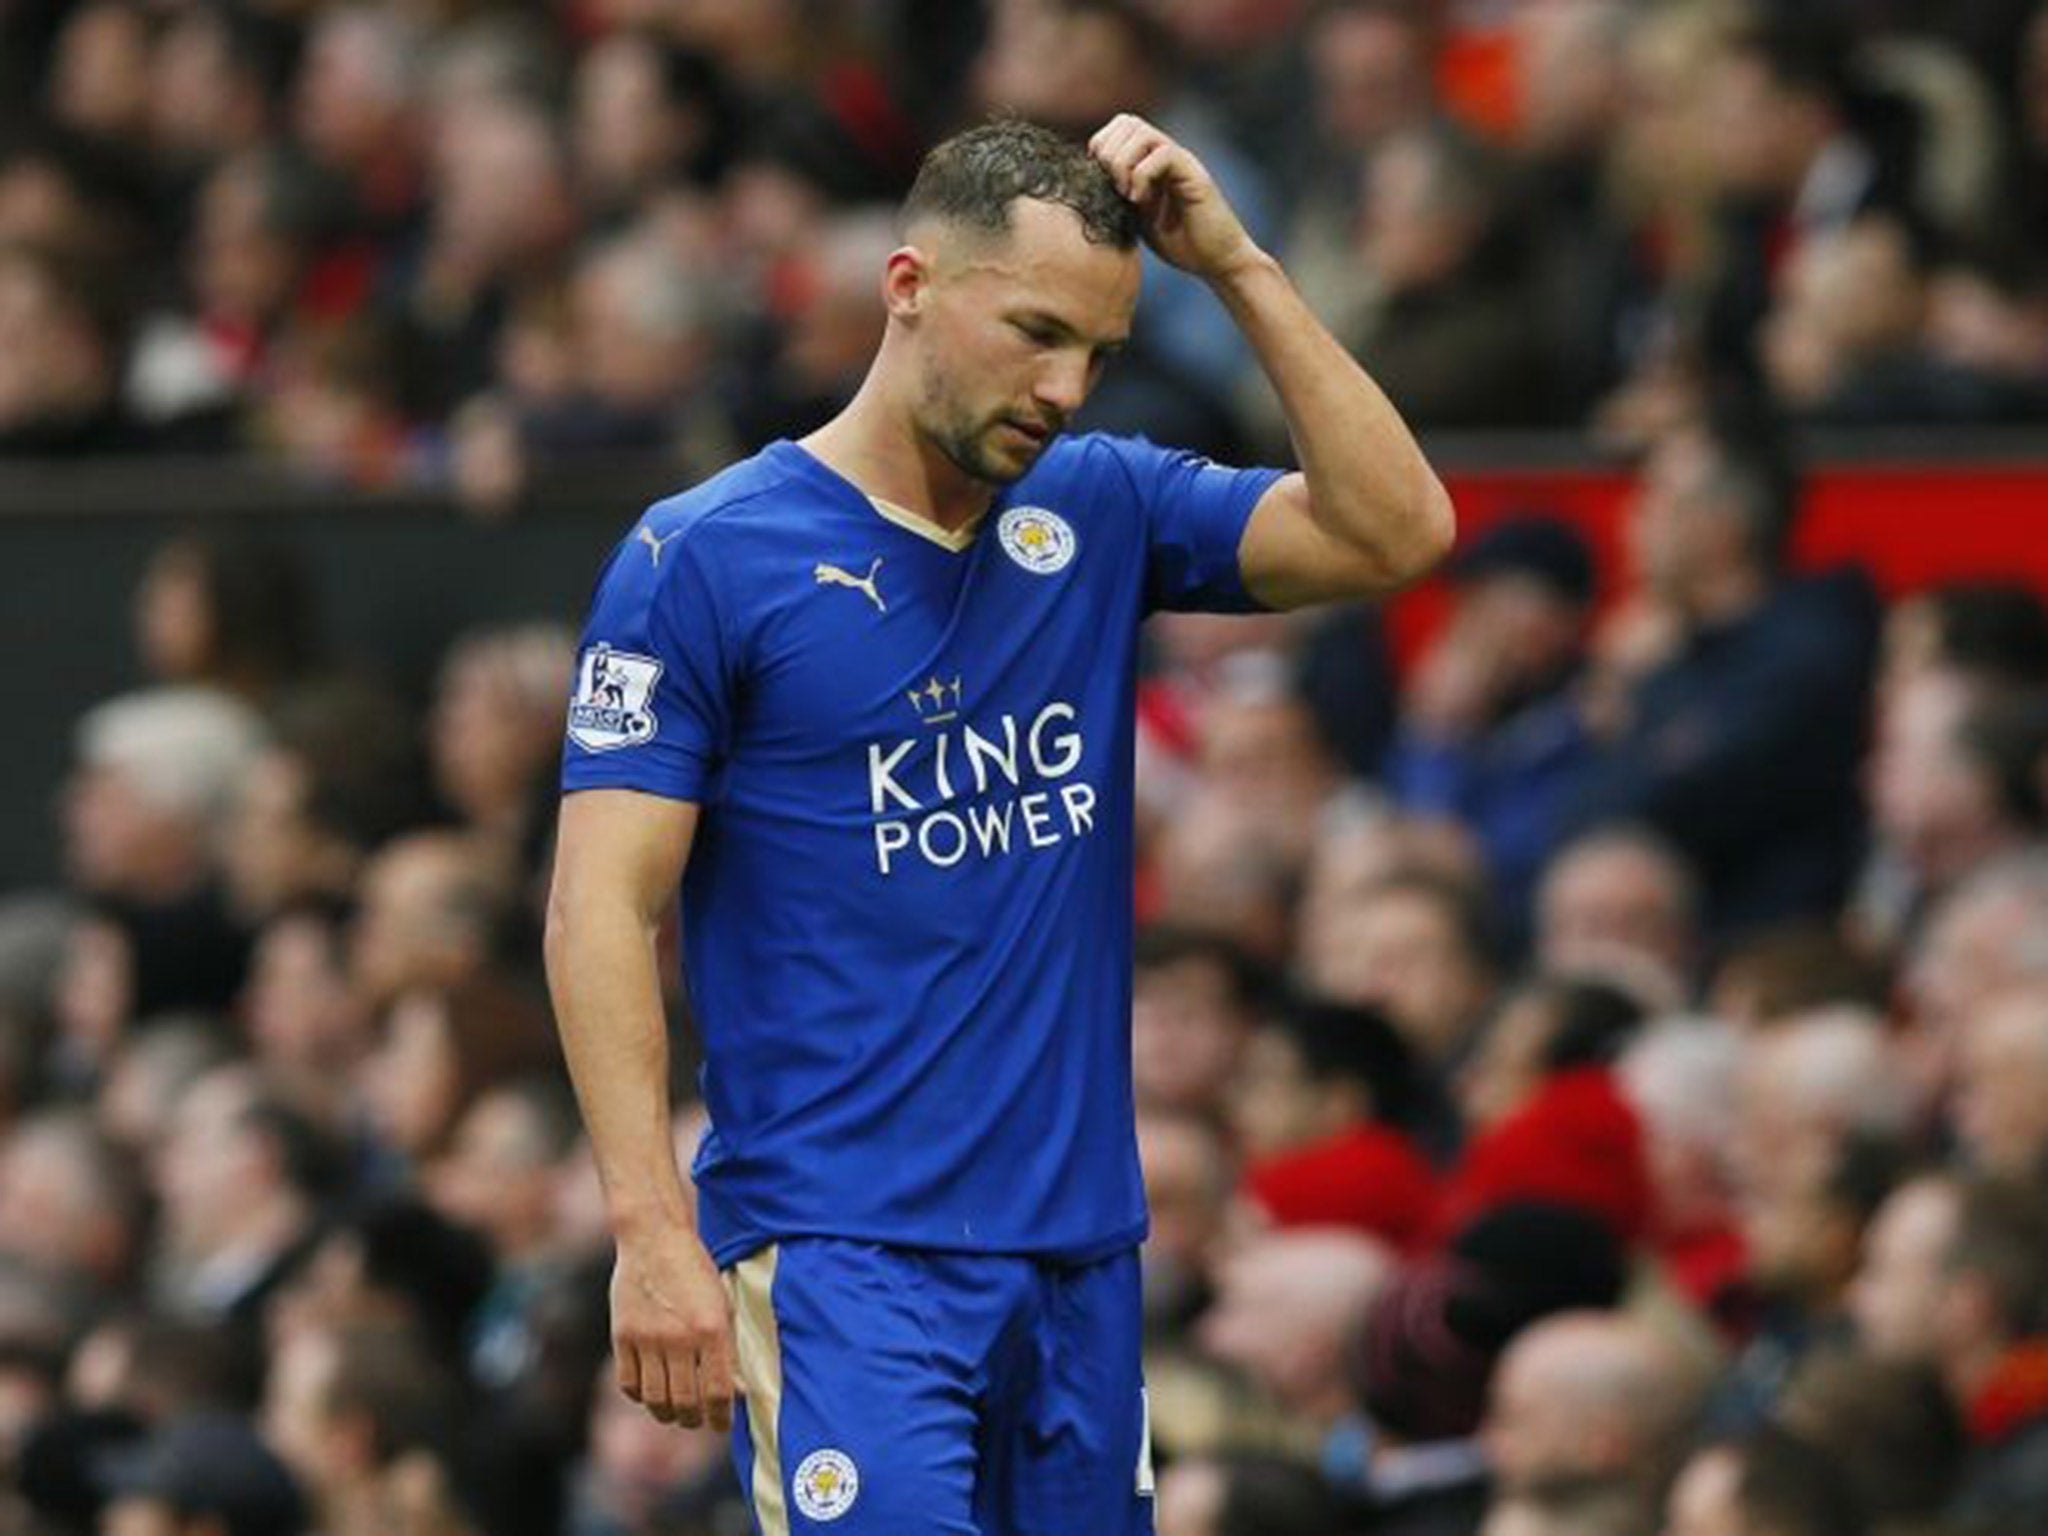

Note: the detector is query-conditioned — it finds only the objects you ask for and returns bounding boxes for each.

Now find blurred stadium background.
[5,2,2048,1535]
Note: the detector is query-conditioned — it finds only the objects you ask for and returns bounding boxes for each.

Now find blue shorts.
[724,1239,1155,1535]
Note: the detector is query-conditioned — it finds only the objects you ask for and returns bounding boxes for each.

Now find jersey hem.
[705,1216,1150,1272]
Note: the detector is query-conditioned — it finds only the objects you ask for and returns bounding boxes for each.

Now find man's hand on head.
[1087,114,1266,283]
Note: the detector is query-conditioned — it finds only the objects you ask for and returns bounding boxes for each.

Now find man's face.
[902,198,1138,486]
[1849,1177,1958,1364]
[1228,1027,1322,1160]
[1132,955,1246,1115]
[1312,888,1486,1067]
[1627,431,1726,600]
[1955,992,2048,1181]
[1537,843,1690,983]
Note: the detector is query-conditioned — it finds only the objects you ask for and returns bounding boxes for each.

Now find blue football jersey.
[560,435,1282,1266]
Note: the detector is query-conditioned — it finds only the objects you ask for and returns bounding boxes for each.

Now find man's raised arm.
[1088,113,1455,609]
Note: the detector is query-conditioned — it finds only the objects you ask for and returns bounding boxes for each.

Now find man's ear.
[882,245,931,319]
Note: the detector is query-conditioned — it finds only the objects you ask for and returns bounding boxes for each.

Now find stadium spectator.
[425,1077,583,1393]
[1880,580,2048,706]
[1278,0,1441,362]
[1234,997,1436,1249]
[151,1065,333,1324]
[1455,975,1642,1137]
[98,1410,309,1536]
[262,1318,475,1536]
[1620,1016,1747,1318]
[565,1360,743,1536]
[1693,13,1913,398]
[1154,1451,1360,1536]
[1849,1176,2048,1535]
[1862,666,2048,945]
[1384,514,1598,933]
[1777,1348,1966,1535]
[1566,418,1880,938]
[1953,984,2048,1182]
[1512,0,1644,420]
[224,677,429,926]
[1197,1228,1392,1444]
[1136,1107,1234,1347]
[1663,1425,1864,1536]
[0,238,146,455]
[1341,119,1549,430]
[1532,824,1699,1006]
[1759,214,2001,425]
[1299,869,1499,1088]
[268,1195,493,1373]
[63,688,266,1022]
[0,1109,145,1295]
[239,905,368,1138]
[1850,1171,1964,1369]
[348,831,517,1013]
[1345,1203,1628,1533]
[98,1017,235,1159]
[1899,853,2048,1117]
[359,973,558,1168]
[1482,1310,1706,1527]
[131,531,322,706]
[1720,1122,1892,1419]
[429,623,575,856]
[1131,925,1268,1118]
[571,37,736,226]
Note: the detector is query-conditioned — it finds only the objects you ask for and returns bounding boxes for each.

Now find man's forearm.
[544,898,694,1236]
[1214,251,1451,586]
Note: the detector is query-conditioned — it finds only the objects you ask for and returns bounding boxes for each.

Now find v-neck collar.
[772,440,989,554]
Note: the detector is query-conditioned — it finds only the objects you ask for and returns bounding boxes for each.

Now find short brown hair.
[902,118,1137,250]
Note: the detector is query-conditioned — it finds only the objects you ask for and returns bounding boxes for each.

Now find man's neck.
[801,378,995,535]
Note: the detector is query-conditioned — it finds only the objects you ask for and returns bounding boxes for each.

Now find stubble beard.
[915,361,1040,487]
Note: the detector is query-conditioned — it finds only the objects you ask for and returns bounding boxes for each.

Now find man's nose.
[1033,352,1091,417]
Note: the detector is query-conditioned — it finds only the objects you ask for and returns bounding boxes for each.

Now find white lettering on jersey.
[866,699,1098,875]
[867,740,921,813]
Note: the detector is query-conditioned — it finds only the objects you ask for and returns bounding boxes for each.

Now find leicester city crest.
[997,506,1077,575]
[792,1447,860,1521]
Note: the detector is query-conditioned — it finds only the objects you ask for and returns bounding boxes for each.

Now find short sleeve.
[1106,436,1285,615]
[560,519,737,803]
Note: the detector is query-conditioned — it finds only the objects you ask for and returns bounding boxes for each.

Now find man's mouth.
[1001,417,1053,446]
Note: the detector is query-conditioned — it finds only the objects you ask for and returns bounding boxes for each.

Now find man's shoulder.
[1024,431,1186,499]
[639,442,813,548]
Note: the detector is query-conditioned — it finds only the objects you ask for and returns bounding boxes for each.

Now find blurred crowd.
[5,397,2048,1536]
[5,0,2048,498]
[7,2,2048,1536]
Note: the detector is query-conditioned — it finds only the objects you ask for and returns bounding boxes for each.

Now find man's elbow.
[1394,472,1456,582]
[1342,470,1455,592]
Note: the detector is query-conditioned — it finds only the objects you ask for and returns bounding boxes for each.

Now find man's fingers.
[615,1342,643,1403]
[1126,143,1180,209]
[651,1343,684,1433]
[1089,115,1169,199]
[702,1329,737,1433]
[671,1345,706,1429]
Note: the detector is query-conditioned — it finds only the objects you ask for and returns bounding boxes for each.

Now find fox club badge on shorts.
[997,506,1077,575]
[567,643,662,752]
[792,1448,860,1521]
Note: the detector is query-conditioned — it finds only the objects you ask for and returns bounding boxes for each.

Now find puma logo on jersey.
[637,525,681,567]
[814,557,887,614]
